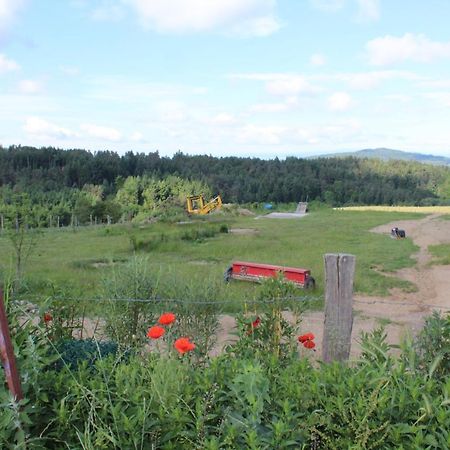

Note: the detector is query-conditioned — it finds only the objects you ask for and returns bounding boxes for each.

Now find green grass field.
[0,209,423,304]
[428,243,450,266]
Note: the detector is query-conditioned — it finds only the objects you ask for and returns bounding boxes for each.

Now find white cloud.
[423,92,450,108]
[417,79,450,89]
[126,0,280,36]
[249,102,289,113]
[367,33,450,66]
[310,53,326,66]
[228,15,280,37]
[310,0,379,20]
[383,94,411,103]
[81,123,122,141]
[130,131,144,142]
[230,73,319,97]
[238,124,287,145]
[355,0,379,21]
[208,113,237,125]
[59,65,80,76]
[309,0,345,12]
[86,77,207,102]
[0,53,19,73]
[328,92,353,111]
[335,70,420,90]
[18,79,43,94]
[0,0,26,32]
[266,76,314,96]
[156,100,188,123]
[24,117,75,139]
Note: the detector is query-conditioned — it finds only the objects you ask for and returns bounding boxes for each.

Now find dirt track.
[216,214,450,359]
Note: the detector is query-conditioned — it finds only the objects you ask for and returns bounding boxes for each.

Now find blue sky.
[1,0,450,158]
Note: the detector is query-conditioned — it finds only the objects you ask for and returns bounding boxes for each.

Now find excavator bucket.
[187,194,222,215]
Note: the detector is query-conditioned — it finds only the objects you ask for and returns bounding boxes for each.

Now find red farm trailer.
[224,261,315,289]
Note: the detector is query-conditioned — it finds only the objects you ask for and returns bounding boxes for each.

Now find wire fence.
[11,294,325,306]
[11,293,450,311]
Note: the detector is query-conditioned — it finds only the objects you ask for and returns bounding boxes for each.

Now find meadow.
[0,208,423,303]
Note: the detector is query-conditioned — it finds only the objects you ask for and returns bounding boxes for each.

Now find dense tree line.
[1,145,449,226]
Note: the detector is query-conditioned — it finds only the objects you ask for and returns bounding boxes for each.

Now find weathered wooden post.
[322,253,355,363]
[0,289,23,400]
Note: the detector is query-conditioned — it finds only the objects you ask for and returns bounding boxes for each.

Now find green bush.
[51,339,120,370]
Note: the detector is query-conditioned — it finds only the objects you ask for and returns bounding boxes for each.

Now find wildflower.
[298,332,315,343]
[158,312,176,326]
[251,317,261,329]
[246,317,261,335]
[147,326,165,339]
[174,337,195,354]
[43,313,52,323]
[298,332,316,350]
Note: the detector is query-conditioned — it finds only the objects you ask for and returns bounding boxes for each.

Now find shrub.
[51,339,119,370]
[414,311,450,380]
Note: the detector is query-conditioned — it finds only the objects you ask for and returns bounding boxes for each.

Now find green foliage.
[229,275,300,362]
[115,174,211,221]
[51,339,120,370]
[1,306,450,449]
[0,290,58,448]
[414,311,450,381]
[101,256,160,349]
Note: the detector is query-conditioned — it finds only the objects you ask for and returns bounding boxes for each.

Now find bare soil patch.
[229,228,258,235]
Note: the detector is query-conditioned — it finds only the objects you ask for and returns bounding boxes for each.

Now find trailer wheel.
[305,277,316,290]
[224,267,232,283]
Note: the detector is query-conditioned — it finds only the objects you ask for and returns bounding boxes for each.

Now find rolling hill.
[312,148,450,166]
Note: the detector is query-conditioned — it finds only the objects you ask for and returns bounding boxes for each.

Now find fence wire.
[12,294,325,306]
[10,293,450,311]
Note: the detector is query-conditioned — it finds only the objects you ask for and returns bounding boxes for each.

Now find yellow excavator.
[186,194,223,215]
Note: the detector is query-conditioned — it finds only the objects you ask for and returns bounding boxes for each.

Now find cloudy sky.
[1,0,450,158]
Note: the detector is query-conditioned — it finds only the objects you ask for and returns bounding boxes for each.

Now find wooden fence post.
[0,289,23,400]
[322,253,356,363]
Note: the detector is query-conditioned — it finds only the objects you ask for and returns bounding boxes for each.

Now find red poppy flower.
[251,317,261,328]
[246,317,261,335]
[158,312,176,326]
[298,332,315,343]
[174,337,195,354]
[43,313,52,323]
[303,340,316,349]
[147,326,165,339]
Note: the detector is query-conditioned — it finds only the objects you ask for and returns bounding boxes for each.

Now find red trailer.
[224,261,315,289]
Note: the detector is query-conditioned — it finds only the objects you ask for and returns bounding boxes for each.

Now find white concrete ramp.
[259,202,309,219]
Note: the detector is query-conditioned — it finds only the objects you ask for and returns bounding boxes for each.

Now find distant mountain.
[311,148,450,166]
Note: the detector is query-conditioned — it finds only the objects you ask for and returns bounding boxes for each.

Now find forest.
[1,145,450,227]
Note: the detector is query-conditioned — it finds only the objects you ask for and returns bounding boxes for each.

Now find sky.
[1,0,450,158]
